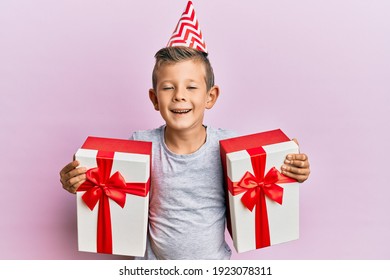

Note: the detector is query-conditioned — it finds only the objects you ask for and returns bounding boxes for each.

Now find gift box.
[220,129,300,253]
[75,136,152,256]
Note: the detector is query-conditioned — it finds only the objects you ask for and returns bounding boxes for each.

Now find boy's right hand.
[59,160,87,194]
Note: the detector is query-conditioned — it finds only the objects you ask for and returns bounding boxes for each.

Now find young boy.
[59,2,310,260]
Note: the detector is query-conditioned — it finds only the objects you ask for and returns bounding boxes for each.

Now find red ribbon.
[77,151,149,254]
[228,147,296,249]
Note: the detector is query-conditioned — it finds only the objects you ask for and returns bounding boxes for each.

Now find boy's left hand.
[281,138,310,183]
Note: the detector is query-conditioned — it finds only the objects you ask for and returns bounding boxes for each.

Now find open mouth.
[171,109,192,114]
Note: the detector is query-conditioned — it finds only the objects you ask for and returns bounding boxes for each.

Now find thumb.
[292,138,299,146]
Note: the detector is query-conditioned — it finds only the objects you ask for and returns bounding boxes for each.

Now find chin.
[166,121,201,132]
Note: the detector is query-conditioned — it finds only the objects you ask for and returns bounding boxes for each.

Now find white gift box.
[75,137,151,257]
[220,129,300,253]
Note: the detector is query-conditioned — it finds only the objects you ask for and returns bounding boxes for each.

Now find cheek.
[156,95,168,105]
[160,98,172,109]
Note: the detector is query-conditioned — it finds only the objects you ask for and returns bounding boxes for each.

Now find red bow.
[80,168,128,210]
[238,167,284,212]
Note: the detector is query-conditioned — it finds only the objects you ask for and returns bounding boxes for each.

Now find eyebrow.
[159,79,201,84]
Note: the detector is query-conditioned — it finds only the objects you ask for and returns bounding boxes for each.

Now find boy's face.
[149,59,219,133]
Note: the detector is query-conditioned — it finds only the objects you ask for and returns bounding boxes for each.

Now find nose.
[172,87,186,102]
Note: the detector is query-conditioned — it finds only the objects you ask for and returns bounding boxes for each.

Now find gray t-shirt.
[131,125,237,259]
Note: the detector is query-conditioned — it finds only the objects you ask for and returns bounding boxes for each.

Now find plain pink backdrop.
[1,0,389,259]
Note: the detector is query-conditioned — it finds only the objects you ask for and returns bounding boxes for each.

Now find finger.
[284,158,310,168]
[71,180,87,193]
[61,166,87,182]
[65,180,86,194]
[67,173,87,187]
[59,160,80,177]
[280,170,308,183]
[72,180,87,193]
[281,164,310,176]
[63,174,87,193]
[286,153,308,162]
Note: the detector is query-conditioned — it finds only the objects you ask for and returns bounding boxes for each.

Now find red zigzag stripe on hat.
[167,1,207,53]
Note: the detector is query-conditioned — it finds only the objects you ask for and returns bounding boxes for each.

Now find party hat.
[167,1,207,53]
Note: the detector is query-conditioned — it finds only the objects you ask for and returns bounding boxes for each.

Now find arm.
[281,138,311,183]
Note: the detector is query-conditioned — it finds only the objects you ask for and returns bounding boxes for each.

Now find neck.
[164,125,207,154]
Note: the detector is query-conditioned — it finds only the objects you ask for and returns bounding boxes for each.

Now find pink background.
[1,0,389,260]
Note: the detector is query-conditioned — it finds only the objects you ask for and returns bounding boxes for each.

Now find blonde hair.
[152,47,215,91]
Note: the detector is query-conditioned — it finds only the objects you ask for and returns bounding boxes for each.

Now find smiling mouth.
[171,109,192,114]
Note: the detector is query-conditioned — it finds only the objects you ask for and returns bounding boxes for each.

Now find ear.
[149,89,159,111]
[205,85,220,109]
